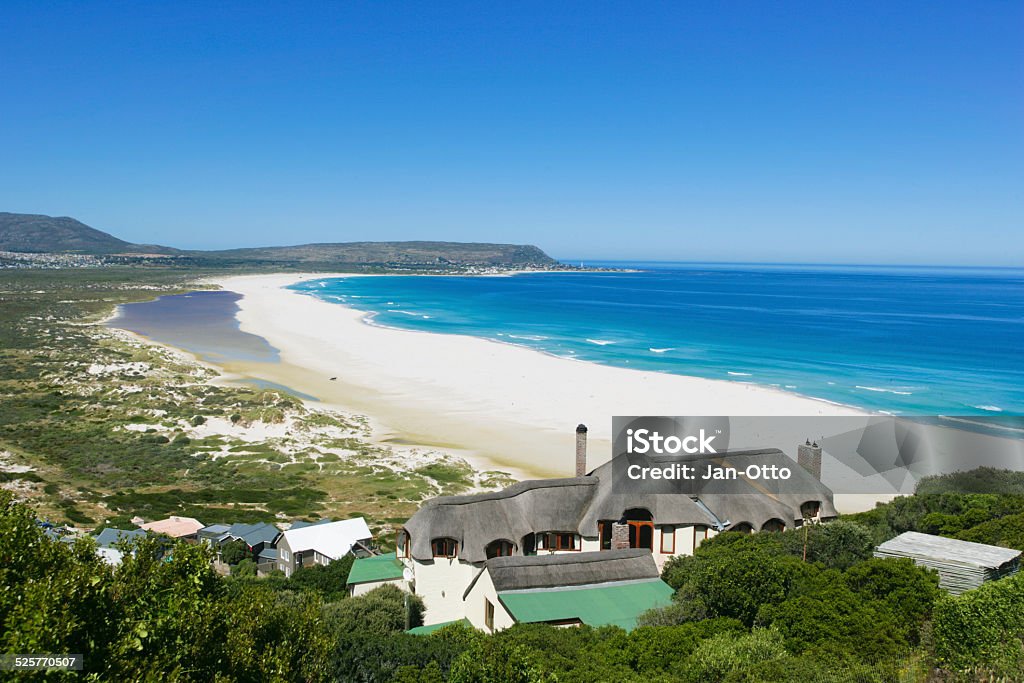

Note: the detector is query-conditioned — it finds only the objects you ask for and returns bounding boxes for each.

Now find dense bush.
[661,533,812,625]
[3,484,1023,682]
[288,554,355,602]
[847,469,1024,551]
[933,572,1024,676]
[685,627,786,682]
[220,538,250,565]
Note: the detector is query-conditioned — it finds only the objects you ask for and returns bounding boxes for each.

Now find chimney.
[575,424,588,477]
[797,439,822,480]
[611,522,630,550]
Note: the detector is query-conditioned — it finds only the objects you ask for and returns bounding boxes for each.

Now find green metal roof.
[407,618,472,635]
[498,578,674,631]
[347,552,405,585]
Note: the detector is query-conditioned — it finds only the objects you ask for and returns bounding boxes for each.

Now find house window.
[732,522,753,533]
[486,539,514,559]
[431,538,458,558]
[629,523,653,550]
[660,526,675,554]
[522,533,537,556]
[800,501,821,519]
[485,599,495,631]
[541,533,577,551]
[598,521,612,550]
[280,549,290,561]
[761,519,786,533]
[694,525,710,549]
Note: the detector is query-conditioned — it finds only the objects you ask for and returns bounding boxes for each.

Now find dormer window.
[800,501,821,519]
[486,539,515,559]
[431,538,458,558]
[540,533,578,551]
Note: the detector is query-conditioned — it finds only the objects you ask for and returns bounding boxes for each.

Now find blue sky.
[1,2,1021,264]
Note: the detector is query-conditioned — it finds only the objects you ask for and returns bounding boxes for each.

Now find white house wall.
[412,556,479,625]
[463,570,516,633]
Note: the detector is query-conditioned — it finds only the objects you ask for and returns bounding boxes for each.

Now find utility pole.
[802,517,810,562]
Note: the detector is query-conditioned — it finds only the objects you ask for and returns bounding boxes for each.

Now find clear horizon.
[1,3,1021,266]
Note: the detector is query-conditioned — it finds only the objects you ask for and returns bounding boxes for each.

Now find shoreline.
[204,272,868,480]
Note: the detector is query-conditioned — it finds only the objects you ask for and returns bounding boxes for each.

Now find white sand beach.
[209,273,867,480]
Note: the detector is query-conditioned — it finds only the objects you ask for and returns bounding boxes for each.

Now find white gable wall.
[463,569,516,633]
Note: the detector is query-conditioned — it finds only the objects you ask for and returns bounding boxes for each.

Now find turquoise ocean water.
[290,263,1024,418]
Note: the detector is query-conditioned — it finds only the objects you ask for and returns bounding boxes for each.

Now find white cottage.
[276,517,373,577]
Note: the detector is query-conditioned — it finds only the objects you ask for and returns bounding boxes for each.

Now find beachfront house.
[276,517,374,577]
[397,426,836,626]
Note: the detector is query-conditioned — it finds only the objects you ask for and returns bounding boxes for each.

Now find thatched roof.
[404,477,597,562]
[403,448,837,562]
[486,549,659,592]
[691,449,839,529]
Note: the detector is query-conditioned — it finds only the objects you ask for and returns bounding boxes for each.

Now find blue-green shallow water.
[290,263,1024,417]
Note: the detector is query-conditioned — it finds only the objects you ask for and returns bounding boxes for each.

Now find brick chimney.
[611,522,630,550]
[575,424,588,477]
[797,439,822,480]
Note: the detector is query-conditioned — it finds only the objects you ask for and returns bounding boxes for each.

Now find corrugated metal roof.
[95,528,147,548]
[498,578,674,631]
[874,531,1021,595]
[347,552,405,585]
[876,531,1020,569]
[224,522,280,546]
[280,517,371,560]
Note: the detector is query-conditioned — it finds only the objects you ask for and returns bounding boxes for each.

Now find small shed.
[347,552,407,596]
[874,531,1021,595]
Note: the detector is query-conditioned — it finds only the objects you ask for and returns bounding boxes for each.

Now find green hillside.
[0,212,177,255]
[0,212,559,268]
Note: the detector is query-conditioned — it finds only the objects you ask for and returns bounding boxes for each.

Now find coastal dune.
[214,274,865,479]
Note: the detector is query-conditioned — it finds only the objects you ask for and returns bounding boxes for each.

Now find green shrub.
[685,627,787,683]
[933,573,1024,674]
[219,539,249,565]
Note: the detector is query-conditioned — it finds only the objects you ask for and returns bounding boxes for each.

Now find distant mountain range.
[0,212,558,268]
[0,213,179,256]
